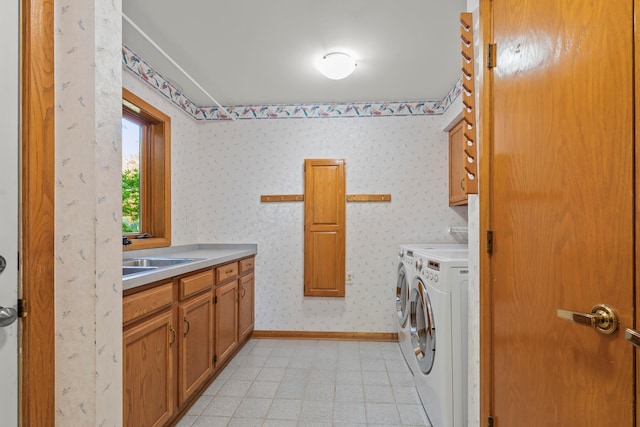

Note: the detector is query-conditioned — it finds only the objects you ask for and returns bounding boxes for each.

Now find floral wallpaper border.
[122,44,462,121]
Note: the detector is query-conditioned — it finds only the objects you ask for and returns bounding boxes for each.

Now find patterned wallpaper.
[195,116,468,332]
[467,195,480,427]
[55,1,123,425]
[124,62,468,333]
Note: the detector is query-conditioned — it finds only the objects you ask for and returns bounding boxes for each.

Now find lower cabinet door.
[123,310,175,427]
[178,291,214,405]
[215,280,238,367]
[239,272,254,341]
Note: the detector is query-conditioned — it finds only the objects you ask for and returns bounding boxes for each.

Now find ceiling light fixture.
[318,52,357,80]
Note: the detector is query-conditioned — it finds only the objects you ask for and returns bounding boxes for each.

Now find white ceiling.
[122,0,467,107]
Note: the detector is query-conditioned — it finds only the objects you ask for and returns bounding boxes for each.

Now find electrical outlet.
[346,271,354,284]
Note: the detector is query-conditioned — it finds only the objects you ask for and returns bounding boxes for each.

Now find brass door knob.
[557,304,619,335]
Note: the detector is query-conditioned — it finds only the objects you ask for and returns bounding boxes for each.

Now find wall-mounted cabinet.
[449,120,468,206]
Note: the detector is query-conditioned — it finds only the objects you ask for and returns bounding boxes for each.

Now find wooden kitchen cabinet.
[123,253,256,426]
[215,280,238,368]
[178,290,213,405]
[238,257,255,342]
[449,120,468,206]
[123,309,176,427]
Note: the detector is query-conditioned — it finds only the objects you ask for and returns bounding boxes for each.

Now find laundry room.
[7,0,489,426]
[9,0,638,426]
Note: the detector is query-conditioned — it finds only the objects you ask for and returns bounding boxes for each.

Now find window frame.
[122,88,171,250]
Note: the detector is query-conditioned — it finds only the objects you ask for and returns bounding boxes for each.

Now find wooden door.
[484,0,635,425]
[239,272,254,341]
[178,291,213,405]
[215,281,238,367]
[304,159,346,297]
[123,310,175,427]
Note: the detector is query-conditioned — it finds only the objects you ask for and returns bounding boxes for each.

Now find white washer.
[410,248,468,427]
[396,244,466,375]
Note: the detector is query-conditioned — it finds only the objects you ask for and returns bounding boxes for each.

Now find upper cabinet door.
[304,159,346,297]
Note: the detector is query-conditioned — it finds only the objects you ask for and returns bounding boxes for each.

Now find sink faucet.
[123,237,132,247]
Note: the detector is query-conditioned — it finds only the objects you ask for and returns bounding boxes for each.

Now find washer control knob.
[399,249,405,258]
[415,259,423,271]
[434,275,439,282]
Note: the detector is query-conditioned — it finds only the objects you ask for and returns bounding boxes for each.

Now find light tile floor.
[175,339,431,427]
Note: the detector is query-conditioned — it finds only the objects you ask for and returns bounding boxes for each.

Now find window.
[122,88,171,250]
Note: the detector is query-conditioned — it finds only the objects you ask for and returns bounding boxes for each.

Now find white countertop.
[122,243,257,291]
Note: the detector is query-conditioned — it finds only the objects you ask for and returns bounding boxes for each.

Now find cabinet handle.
[183,317,190,337]
[225,269,234,274]
[242,287,246,297]
[460,178,465,190]
[169,325,176,347]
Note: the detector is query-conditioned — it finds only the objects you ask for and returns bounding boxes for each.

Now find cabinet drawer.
[239,257,254,274]
[216,262,238,284]
[179,270,214,300]
[123,282,173,325]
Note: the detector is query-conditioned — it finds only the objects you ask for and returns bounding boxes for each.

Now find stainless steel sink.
[122,257,202,267]
[122,266,158,276]
[122,257,204,277]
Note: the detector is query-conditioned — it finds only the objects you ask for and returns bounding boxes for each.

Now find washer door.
[395,265,410,327]
[410,280,436,374]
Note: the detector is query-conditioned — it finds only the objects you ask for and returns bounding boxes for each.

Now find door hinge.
[213,355,218,363]
[487,43,497,69]
[488,415,495,427]
[17,299,27,318]
[487,230,494,254]
[214,296,218,304]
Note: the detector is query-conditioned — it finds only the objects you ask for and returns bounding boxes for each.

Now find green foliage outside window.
[122,167,140,233]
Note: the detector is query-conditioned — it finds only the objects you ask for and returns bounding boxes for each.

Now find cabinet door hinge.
[213,355,218,363]
[488,415,495,427]
[18,299,27,318]
[487,43,497,69]
[487,230,494,254]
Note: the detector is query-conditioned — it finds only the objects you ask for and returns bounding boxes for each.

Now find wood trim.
[635,1,639,425]
[346,194,391,202]
[260,194,304,202]
[478,0,494,425]
[122,88,172,251]
[21,0,56,425]
[460,12,479,195]
[261,194,392,203]
[251,330,399,342]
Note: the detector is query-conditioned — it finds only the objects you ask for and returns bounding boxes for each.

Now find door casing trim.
[21,0,55,425]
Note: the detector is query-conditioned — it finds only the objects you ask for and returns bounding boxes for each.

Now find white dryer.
[409,248,469,427]
[396,244,466,376]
